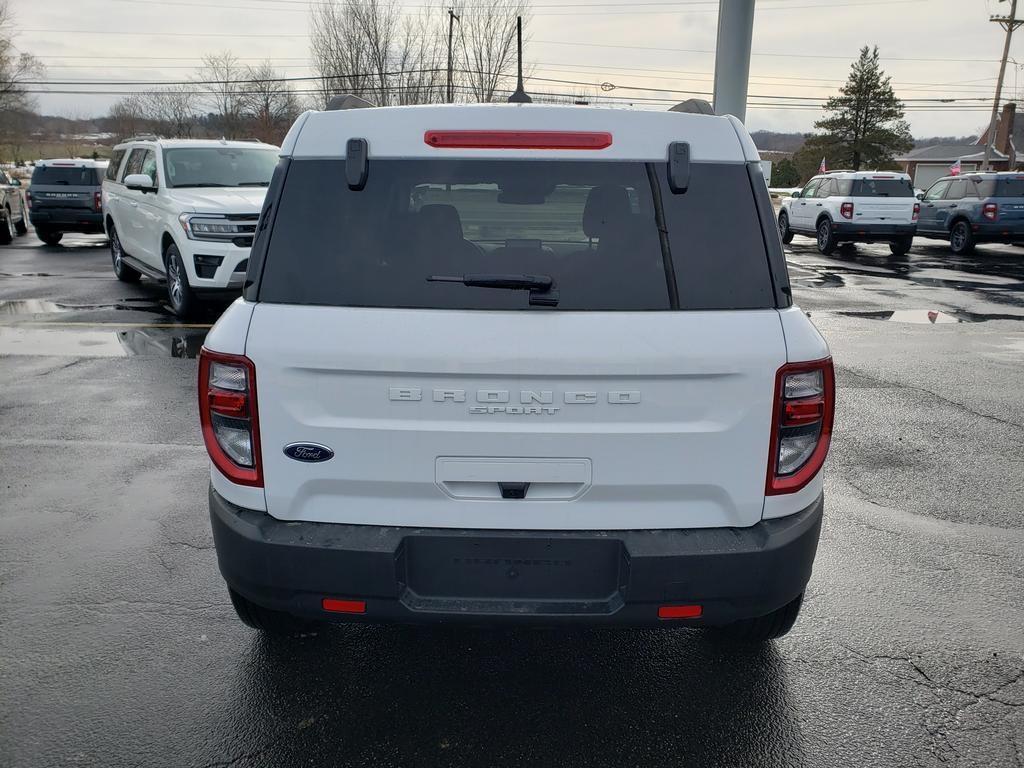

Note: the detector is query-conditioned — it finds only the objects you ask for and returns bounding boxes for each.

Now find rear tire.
[778,211,794,244]
[949,220,975,255]
[35,228,63,246]
[109,225,141,283]
[165,243,197,318]
[0,207,14,244]
[228,588,321,635]
[14,216,27,236]
[713,593,803,643]
[889,236,913,256]
[816,218,837,254]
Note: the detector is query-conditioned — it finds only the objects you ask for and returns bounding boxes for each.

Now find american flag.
[819,157,827,174]
[950,158,961,176]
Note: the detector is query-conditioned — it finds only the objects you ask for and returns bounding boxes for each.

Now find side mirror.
[916,192,925,200]
[9,178,21,188]
[791,190,802,199]
[124,173,156,193]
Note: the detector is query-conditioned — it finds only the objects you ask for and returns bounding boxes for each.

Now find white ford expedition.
[201,102,834,642]
[778,170,919,255]
[103,137,279,316]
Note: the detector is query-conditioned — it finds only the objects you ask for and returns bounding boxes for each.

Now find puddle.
[0,327,206,358]
[0,298,171,316]
[833,309,1024,324]
[0,299,69,315]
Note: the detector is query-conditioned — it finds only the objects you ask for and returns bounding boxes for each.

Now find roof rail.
[326,94,375,111]
[668,99,715,115]
[124,134,160,143]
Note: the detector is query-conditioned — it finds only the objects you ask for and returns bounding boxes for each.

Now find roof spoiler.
[668,99,714,115]
[326,94,376,111]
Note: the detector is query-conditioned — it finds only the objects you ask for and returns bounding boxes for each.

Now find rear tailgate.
[30,187,95,210]
[853,197,916,224]
[247,306,785,530]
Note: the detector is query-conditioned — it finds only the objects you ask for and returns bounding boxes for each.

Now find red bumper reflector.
[658,604,703,619]
[424,130,612,150]
[322,598,366,614]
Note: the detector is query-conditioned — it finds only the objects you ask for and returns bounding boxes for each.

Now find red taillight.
[198,348,262,487]
[913,202,920,221]
[766,358,835,495]
[658,604,703,619]
[840,202,854,219]
[93,190,102,212]
[424,130,612,150]
[983,202,998,221]
[322,598,366,614]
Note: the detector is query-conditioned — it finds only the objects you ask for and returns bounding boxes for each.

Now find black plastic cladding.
[243,156,291,301]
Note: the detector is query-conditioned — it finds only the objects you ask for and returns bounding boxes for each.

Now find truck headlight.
[178,214,246,241]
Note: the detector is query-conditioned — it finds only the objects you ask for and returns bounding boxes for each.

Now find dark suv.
[27,159,108,245]
[917,172,1024,254]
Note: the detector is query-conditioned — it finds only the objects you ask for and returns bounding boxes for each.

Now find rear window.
[850,178,914,197]
[30,166,100,186]
[985,177,1024,197]
[258,159,775,311]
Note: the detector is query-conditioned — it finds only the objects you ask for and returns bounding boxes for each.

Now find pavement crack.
[35,359,83,376]
[841,365,1024,431]
[167,540,215,551]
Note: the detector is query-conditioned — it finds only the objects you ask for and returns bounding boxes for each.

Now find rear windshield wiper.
[428,273,559,306]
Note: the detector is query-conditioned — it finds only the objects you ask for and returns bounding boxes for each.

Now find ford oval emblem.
[283,443,334,463]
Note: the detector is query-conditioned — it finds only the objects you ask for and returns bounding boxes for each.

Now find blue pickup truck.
[917,172,1024,254]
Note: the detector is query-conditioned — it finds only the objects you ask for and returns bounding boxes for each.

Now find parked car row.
[777,170,1024,255]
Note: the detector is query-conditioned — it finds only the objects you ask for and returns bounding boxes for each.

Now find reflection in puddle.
[0,299,171,316]
[0,299,68,315]
[0,327,206,358]
[834,309,1024,324]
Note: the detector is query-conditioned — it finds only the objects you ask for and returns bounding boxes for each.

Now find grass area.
[0,141,114,167]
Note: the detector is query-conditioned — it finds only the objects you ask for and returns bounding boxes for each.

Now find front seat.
[415,204,481,265]
[581,185,633,252]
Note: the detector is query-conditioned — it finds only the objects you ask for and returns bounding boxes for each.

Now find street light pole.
[446,8,460,103]
[712,0,756,122]
[982,0,1022,170]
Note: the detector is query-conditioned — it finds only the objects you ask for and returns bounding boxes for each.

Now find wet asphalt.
[0,232,1023,767]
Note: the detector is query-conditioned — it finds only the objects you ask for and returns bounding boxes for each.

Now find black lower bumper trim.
[830,223,916,240]
[209,488,824,626]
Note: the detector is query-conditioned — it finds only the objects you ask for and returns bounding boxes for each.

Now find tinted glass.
[30,166,99,186]
[163,147,278,188]
[944,180,967,199]
[140,150,158,186]
[802,179,821,197]
[259,159,774,311]
[850,178,914,197]
[994,177,1024,197]
[123,148,147,180]
[815,179,834,198]
[924,180,950,201]
[106,149,127,181]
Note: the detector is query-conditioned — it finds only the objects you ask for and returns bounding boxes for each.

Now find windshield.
[258,159,776,311]
[163,147,278,188]
[31,166,100,186]
[850,178,914,197]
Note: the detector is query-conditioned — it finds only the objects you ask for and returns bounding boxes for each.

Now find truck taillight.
[766,358,834,495]
[913,202,920,221]
[983,202,998,221]
[840,202,854,219]
[93,190,103,212]
[198,349,262,487]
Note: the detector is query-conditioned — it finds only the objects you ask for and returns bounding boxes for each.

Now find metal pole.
[446,8,457,103]
[712,0,756,122]
[983,0,1021,170]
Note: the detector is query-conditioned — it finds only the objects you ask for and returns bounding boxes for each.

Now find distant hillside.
[749,131,808,153]
[913,136,977,148]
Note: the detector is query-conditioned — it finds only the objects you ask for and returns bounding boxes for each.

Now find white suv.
[103,137,279,316]
[778,170,919,255]
[201,102,834,642]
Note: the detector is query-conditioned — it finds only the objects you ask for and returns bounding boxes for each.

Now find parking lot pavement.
[1,231,1023,767]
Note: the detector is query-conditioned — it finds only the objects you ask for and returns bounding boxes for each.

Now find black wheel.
[778,211,794,244]
[109,225,141,283]
[165,242,197,318]
[35,228,62,246]
[949,220,975,255]
[229,588,321,635]
[0,207,14,245]
[14,215,27,236]
[816,218,837,254]
[713,593,803,643]
[889,236,913,256]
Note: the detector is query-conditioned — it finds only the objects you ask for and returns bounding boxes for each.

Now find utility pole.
[712,0,756,122]
[983,0,1022,170]
[446,8,460,103]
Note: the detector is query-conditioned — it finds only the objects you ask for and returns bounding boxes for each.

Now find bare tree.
[309,0,445,107]
[108,95,149,140]
[242,62,301,144]
[457,0,529,103]
[0,0,43,114]
[143,86,201,138]
[196,51,247,138]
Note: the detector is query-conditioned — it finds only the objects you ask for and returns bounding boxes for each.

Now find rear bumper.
[29,209,104,232]
[970,221,1024,242]
[831,222,916,241]
[210,487,824,627]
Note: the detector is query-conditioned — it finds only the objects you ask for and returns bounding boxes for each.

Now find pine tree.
[808,46,912,170]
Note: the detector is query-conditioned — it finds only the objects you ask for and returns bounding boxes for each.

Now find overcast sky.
[6,0,1019,138]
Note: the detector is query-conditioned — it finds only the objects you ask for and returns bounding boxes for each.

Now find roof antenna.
[507,16,532,104]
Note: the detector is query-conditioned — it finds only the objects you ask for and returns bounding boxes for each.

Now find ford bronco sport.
[201,102,834,642]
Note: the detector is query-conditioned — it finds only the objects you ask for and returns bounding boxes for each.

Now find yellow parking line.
[2,321,213,329]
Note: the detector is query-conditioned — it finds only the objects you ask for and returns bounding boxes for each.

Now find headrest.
[582,186,631,239]
[418,204,464,241]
